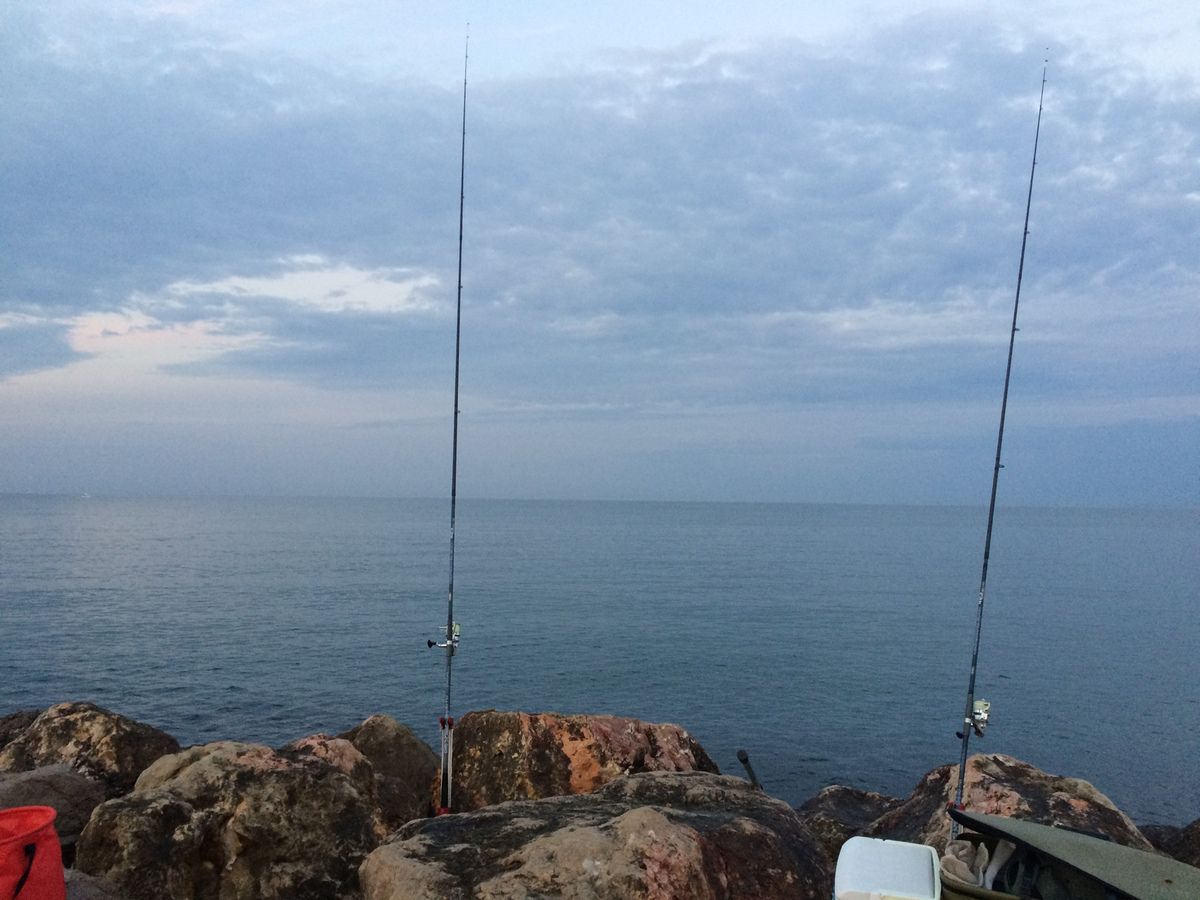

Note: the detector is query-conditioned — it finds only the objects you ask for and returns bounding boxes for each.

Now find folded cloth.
[942,838,990,886]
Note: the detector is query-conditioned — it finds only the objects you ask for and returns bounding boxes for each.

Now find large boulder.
[0,709,40,750]
[0,764,105,864]
[0,702,179,798]
[864,753,1153,851]
[76,737,382,900]
[360,770,832,899]
[338,714,438,828]
[449,710,719,811]
[796,785,903,861]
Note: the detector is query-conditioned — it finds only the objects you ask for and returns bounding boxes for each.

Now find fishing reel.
[956,699,991,740]
[427,622,461,655]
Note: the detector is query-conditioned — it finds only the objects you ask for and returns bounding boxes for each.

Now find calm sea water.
[1,496,1196,824]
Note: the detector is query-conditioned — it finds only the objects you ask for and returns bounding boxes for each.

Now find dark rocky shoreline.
[2,702,1196,899]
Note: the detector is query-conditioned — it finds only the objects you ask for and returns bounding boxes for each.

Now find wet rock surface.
[0,702,179,798]
[450,710,719,811]
[361,771,832,899]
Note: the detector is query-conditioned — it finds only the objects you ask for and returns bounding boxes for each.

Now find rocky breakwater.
[3,704,727,899]
[449,709,719,811]
[4,702,1199,899]
[361,771,833,899]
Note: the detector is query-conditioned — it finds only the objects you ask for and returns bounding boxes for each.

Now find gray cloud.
[2,8,1196,502]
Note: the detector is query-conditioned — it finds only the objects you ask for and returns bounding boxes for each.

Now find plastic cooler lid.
[834,836,941,900]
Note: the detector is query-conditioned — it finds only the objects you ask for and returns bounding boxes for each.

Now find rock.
[0,764,105,864]
[65,869,124,900]
[276,732,378,798]
[796,785,903,861]
[449,710,719,811]
[1173,818,1200,867]
[1143,817,1200,867]
[338,714,438,828]
[864,753,1153,852]
[0,709,40,751]
[360,770,832,899]
[75,738,381,900]
[1140,822,1182,853]
[0,702,179,798]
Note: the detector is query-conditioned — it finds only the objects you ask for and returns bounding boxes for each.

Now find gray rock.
[337,714,438,828]
[0,709,40,751]
[360,770,832,899]
[796,784,903,861]
[0,764,105,864]
[66,869,125,900]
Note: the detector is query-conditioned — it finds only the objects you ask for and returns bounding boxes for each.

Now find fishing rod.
[427,31,469,817]
[951,62,1047,832]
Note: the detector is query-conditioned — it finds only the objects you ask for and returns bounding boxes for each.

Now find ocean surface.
[1,496,1196,824]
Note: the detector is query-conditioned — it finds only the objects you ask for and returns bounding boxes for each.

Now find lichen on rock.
[863,753,1153,851]
[0,701,180,798]
[361,771,832,899]
[449,710,720,812]
[76,737,382,900]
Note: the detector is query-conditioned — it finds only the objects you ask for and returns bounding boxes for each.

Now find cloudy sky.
[2,1,1196,504]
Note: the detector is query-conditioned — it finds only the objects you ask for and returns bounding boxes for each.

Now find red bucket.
[0,806,65,900]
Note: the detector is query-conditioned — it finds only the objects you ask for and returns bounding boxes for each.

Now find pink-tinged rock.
[864,753,1153,851]
[0,702,179,798]
[448,709,719,811]
[76,739,381,900]
[361,771,832,899]
[277,733,376,793]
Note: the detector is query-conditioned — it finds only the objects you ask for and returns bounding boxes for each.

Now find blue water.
[1,496,1196,824]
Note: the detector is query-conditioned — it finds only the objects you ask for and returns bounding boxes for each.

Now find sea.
[1,496,1196,825]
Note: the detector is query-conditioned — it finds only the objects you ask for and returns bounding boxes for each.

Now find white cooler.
[834,836,941,900]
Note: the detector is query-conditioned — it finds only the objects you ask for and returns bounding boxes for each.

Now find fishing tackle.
[428,31,470,817]
[952,62,1048,834]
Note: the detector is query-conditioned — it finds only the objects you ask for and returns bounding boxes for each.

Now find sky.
[1,1,1197,505]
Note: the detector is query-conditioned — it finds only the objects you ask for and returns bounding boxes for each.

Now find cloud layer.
[2,6,1196,502]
